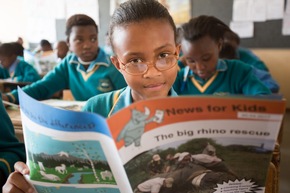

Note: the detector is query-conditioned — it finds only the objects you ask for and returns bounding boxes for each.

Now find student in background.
[3,0,180,191]
[173,15,271,96]
[223,31,269,72]
[54,40,69,62]
[176,27,187,70]
[102,32,113,56]
[0,93,26,189]
[11,42,24,58]
[1,14,126,104]
[219,35,280,93]
[0,43,40,82]
[33,39,58,76]
[16,37,35,67]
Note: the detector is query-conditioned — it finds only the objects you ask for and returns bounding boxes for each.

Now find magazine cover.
[18,88,132,193]
[107,95,286,193]
[18,86,286,193]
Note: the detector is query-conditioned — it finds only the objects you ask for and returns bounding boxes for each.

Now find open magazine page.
[107,95,286,193]
[18,88,132,193]
[40,99,86,111]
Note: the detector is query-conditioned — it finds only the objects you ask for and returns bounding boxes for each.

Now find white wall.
[0,0,27,44]
[0,0,100,48]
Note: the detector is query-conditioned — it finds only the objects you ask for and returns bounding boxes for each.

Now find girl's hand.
[2,162,35,193]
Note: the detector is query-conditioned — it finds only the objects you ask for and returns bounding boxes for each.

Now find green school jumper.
[82,86,178,117]
[238,47,269,72]
[173,59,271,96]
[0,94,26,183]
[6,49,127,103]
[0,59,40,82]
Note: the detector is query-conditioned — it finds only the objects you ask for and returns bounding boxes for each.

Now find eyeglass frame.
[114,53,179,75]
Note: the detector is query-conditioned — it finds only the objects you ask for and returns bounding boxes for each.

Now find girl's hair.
[224,30,240,45]
[181,15,231,43]
[0,43,16,57]
[65,14,98,37]
[109,0,176,50]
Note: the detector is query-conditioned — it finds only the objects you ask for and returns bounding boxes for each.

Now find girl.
[2,0,180,192]
[173,15,271,96]
[82,0,180,116]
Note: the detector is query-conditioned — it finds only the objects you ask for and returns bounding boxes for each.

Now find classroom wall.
[190,0,290,48]
[0,0,27,43]
[251,49,290,109]
[98,0,111,47]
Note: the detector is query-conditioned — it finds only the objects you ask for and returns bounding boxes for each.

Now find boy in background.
[2,14,126,103]
[220,31,280,93]
[33,39,58,76]
[54,40,69,62]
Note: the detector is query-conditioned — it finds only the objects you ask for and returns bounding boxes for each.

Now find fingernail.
[27,188,34,193]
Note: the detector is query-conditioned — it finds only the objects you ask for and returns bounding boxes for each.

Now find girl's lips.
[82,52,93,57]
[144,83,165,90]
[195,71,208,79]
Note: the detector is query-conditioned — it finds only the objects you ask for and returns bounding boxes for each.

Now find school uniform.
[237,47,269,72]
[0,94,26,184]
[6,48,127,103]
[0,58,40,82]
[173,59,271,96]
[252,67,280,93]
[82,86,177,117]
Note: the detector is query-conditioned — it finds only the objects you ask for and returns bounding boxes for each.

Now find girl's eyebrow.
[187,53,211,61]
[154,44,175,52]
[123,43,175,57]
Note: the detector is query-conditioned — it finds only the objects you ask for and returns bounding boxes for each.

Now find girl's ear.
[66,37,70,49]
[110,56,121,70]
[176,44,182,57]
[218,39,223,52]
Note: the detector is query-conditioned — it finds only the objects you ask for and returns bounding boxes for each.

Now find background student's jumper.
[1,14,126,104]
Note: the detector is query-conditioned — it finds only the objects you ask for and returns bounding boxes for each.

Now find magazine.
[18,88,286,193]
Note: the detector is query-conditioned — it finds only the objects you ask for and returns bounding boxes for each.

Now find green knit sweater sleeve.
[0,94,26,179]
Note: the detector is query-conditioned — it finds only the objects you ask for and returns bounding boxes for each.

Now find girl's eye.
[202,55,211,62]
[159,53,170,58]
[91,37,97,42]
[75,38,82,43]
[186,60,195,64]
[129,58,143,64]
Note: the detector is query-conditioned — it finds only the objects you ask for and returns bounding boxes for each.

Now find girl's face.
[111,19,180,102]
[0,55,16,69]
[68,25,99,62]
[181,35,222,80]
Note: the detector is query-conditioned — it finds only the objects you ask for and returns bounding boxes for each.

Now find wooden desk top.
[6,106,22,129]
[6,105,23,142]
[0,80,31,92]
[6,99,85,130]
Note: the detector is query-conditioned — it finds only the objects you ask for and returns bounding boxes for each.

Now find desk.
[6,106,23,142]
[0,80,31,93]
[6,100,85,143]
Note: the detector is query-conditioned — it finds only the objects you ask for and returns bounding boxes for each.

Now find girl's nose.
[143,64,162,78]
[195,62,206,70]
[83,40,92,49]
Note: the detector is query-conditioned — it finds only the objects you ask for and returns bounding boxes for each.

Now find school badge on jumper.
[97,79,113,92]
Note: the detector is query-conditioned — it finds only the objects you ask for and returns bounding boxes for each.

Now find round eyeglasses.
[117,54,178,75]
